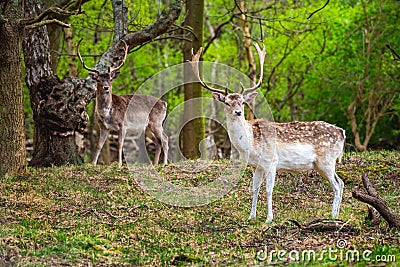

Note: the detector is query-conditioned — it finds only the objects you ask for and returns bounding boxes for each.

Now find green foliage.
[22,0,400,148]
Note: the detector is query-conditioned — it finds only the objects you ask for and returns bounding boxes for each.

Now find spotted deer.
[190,44,345,222]
[77,41,168,165]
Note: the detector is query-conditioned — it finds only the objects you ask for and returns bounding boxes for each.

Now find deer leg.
[316,163,344,218]
[149,127,168,165]
[117,126,127,166]
[153,139,162,165]
[161,132,169,165]
[92,128,109,165]
[248,167,264,220]
[265,165,277,223]
[332,172,344,217]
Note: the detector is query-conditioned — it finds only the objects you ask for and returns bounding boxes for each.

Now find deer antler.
[241,43,266,94]
[190,47,226,95]
[110,40,129,73]
[76,39,100,74]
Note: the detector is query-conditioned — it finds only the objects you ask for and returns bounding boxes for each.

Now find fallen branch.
[289,218,356,233]
[352,173,400,228]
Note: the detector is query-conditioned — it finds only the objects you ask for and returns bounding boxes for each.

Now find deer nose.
[103,85,110,91]
[234,110,242,116]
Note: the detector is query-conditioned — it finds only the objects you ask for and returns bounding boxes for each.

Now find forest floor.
[0,150,399,266]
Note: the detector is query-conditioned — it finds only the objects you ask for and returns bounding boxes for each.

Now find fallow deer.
[77,41,168,165]
[190,44,345,222]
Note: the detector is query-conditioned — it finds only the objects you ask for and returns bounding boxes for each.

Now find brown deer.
[190,44,345,222]
[77,41,168,165]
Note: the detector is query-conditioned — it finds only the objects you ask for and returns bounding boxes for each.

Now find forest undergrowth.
[0,150,399,266]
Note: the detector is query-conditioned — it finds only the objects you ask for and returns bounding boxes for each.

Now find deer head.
[76,40,129,96]
[189,44,266,118]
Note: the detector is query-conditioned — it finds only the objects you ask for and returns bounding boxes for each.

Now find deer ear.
[111,70,121,80]
[212,93,225,102]
[244,92,258,102]
[89,72,98,80]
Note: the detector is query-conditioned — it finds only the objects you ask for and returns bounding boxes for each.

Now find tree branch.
[130,35,192,53]
[386,44,400,61]
[307,0,330,19]
[122,0,183,49]
[20,6,82,26]
[25,19,71,29]
[203,17,234,55]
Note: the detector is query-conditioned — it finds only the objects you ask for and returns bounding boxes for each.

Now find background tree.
[346,0,398,151]
[0,0,27,176]
[0,0,76,175]
[182,0,205,158]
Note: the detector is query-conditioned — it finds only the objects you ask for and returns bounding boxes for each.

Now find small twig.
[307,0,330,19]
[92,208,102,219]
[128,205,142,212]
[386,44,400,61]
[55,225,74,229]
[105,210,123,219]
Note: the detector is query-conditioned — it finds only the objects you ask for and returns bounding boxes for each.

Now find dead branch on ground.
[352,173,400,228]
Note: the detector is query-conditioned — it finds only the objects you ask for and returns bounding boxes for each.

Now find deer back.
[124,94,167,133]
[250,119,345,155]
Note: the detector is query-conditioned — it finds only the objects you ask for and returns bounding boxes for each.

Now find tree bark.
[182,0,205,158]
[64,27,77,77]
[112,0,128,45]
[0,10,27,176]
[22,0,94,166]
[47,24,63,73]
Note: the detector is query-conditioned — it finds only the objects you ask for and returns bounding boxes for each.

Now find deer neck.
[225,112,253,154]
[95,91,112,118]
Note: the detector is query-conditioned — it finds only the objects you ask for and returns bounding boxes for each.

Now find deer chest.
[96,110,119,131]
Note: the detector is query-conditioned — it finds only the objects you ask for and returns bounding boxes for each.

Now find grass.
[0,150,399,266]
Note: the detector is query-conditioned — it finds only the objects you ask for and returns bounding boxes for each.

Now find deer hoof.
[265,217,273,223]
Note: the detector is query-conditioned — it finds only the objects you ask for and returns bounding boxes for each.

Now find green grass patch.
[0,151,399,266]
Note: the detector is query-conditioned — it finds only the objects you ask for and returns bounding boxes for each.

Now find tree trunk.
[22,0,91,166]
[47,24,63,73]
[347,100,366,151]
[238,0,256,120]
[182,0,205,159]
[0,17,27,176]
[64,27,77,77]
[30,124,82,166]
